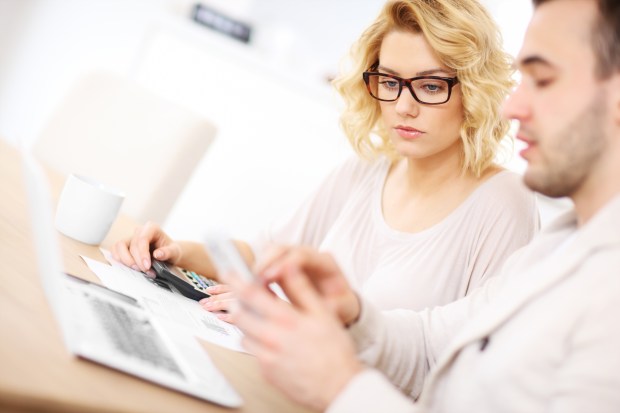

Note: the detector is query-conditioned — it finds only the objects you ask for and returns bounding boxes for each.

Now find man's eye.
[535,78,553,87]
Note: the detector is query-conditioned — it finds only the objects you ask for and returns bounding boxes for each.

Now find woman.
[113,0,539,317]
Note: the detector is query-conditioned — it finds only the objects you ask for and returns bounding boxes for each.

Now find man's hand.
[230,265,363,411]
[256,246,361,326]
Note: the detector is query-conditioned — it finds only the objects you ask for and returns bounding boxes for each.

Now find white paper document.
[81,250,246,353]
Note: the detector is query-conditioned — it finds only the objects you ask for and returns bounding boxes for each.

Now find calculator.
[150,260,218,301]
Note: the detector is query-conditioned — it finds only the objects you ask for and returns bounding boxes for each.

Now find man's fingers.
[259,247,341,285]
[297,250,342,280]
[245,257,329,318]
[232,282,297,326]
[278,268,329,317]
[241,334,278,361]
[232,288,280,343]
[254,245,291,275]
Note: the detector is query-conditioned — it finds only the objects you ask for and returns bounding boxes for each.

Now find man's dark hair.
[533,0,620,78]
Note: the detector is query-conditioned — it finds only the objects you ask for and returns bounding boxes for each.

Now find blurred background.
[2,0,564,242]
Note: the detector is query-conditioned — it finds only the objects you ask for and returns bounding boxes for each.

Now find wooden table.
[0,139,312,413]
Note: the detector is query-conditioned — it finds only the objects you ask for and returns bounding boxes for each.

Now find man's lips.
[516,132,533,145]
[516,133,536,159]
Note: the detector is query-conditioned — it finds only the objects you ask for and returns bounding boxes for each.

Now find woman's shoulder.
[470,168,539,221]
[332,154,391,182]
[478,169,534,201]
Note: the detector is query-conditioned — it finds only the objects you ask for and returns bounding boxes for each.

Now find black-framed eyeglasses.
[362,71,459,105]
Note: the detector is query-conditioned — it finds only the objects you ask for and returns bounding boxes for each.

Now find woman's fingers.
[200,293,236,312]
[205,284,232,295]
[112,238,137,268]
[130,223,161,271]
[151,244,179,264]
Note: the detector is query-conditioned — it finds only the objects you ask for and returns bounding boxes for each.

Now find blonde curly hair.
[333,0,514,177]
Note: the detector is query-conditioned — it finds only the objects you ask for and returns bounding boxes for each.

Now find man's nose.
[502,83,530,121]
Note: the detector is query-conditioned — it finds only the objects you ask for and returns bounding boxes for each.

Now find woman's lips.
[395,126,424,140]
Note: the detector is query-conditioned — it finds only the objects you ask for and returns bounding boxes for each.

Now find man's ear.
[610,72,620,125]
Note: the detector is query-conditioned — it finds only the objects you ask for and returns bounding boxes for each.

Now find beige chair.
[34,71,216,223]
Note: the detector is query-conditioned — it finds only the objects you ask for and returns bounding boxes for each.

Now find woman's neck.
[399,151,471,197]
[381,155,500,233]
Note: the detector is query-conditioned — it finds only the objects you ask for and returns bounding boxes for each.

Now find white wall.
[0,0,378,241]
[0,0,171,145]
[0,0,569,241]
[132,19,354,239]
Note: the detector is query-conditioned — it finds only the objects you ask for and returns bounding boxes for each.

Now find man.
[230,0,620,412]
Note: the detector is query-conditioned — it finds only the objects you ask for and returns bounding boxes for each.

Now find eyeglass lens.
[367,74,451,104]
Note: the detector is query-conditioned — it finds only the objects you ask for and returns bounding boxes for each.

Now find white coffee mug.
[55,174,125,245]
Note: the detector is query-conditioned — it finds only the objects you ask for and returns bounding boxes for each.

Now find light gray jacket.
[329,195,620,413]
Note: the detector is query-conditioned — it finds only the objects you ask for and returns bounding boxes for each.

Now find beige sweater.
[329,195,620,413]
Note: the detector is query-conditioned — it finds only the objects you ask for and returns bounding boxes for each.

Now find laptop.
[20,147,242,408]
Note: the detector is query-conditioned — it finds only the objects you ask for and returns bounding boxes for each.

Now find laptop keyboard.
[90,296,185,379]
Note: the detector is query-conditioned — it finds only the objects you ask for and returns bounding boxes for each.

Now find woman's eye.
[380,80,399,90]
[421,83,445,93]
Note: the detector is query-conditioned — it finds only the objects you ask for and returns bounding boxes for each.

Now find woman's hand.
[199,282,278,323]
[112,221,182,276]
[199,284,237,323]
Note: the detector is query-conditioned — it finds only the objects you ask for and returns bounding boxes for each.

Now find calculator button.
[179,268,217,291]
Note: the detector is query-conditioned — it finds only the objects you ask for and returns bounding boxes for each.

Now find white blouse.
[252,156,540,311]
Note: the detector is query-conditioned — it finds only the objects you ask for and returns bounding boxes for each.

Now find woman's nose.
[394,88,421,117]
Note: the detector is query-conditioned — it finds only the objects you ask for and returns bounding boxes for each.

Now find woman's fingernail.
[154,250,163,259]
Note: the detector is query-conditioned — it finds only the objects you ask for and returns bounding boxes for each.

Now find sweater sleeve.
[327,369,422,413]
[342,274,504,403]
